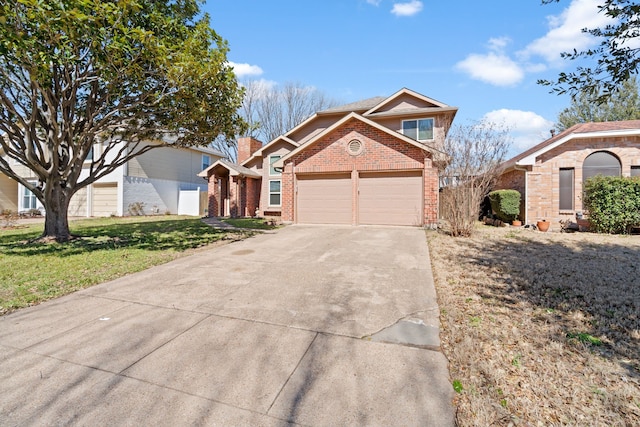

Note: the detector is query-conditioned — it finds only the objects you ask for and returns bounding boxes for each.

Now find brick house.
[496,120,640,228]
[199,88,458,226]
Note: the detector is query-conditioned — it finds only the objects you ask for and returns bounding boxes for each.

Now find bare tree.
[439,120,512,237]
[213,81,340,161]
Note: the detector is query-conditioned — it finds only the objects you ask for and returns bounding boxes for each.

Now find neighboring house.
[199,88,458,226]
[0,141,223,217]
[496,120,640,227]
[0,174,18,212]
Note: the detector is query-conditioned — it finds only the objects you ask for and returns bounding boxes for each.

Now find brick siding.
[281,117,440,225]
[237,137,263,164]
[499,135,640,227]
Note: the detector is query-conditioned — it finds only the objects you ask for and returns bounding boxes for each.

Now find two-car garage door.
[296,171,423,226]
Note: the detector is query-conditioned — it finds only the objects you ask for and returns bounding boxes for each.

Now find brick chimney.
[237,137,263,164]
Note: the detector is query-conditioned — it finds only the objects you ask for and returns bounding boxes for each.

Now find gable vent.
[347,139,363,156]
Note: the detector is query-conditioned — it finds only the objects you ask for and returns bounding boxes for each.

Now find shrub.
[584,176,640,233]
[488,189,521,222]
[127,202,145,216]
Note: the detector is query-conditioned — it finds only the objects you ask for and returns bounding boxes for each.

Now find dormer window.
[402,118,434,141]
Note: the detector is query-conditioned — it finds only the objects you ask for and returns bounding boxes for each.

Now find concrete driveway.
[0,225,454,426]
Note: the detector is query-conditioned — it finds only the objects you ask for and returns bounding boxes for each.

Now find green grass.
[0,216,251,315]
[221,217,277,230]
[566,332,603,346]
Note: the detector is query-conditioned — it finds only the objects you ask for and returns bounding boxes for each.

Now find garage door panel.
[92,184,117,217]
[297,174,351,224]
[358,171,422,226]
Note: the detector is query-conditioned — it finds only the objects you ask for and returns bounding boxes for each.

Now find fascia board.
[517,129,640,166]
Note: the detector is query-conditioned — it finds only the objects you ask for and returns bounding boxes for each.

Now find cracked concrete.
[368,318,441,350]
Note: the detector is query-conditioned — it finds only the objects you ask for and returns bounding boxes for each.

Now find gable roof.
[319,96,387,114]
[197,158,261,178]
[503,120,640,169]
[363,87,452,116]
[285,89,457,142]
[273,112,447,168]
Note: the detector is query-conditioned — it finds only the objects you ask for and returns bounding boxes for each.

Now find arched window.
[583,151,621,183]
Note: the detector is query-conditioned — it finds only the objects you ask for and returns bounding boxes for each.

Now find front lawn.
[0,216,252,315]
[428,225,640,426]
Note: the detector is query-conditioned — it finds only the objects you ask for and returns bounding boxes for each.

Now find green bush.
[488,189,521,222]
[584,176,640,234]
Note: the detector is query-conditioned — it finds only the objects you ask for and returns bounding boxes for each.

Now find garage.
[92,183,118,217]
[358,171,423,226]
[296,173,352,224]
[68,187,88,217]
[295,171,423,226]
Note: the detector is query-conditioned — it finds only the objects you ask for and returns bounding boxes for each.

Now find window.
[202,154,211,170]
[559,168,574,210]
[269,155,281,176]
[22,183,38,210]
[631,166,640,177]
[583,151,621,183]
[269,180,281,206]
[402,118,434,141]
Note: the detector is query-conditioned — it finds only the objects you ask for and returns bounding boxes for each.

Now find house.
[496,120,640,227]
[0,173,18,212]
[0,141,223,217]
[199,88,458,226]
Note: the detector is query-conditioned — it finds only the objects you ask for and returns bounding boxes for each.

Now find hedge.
[488,189,521,222]
[584,176,640,234]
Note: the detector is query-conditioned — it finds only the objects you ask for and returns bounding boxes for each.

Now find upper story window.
[202,154,211,170]
[402,118,434,142]
[269,155,281,176]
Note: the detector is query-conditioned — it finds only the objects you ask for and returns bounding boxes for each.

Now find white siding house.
[1,141,223,217]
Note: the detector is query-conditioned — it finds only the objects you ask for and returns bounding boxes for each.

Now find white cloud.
[456,53,524,87]
[483,109,555,151]
[456,37,524,86]
[366,0,382,5]
[455,0,615,88]
[391,1,423,17]
[488,37,510,51]
[228,61,264,78]
[519,0,613,65]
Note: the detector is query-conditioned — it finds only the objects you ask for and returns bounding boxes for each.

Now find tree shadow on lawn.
[458,233,640,379]
[0,218,250,257]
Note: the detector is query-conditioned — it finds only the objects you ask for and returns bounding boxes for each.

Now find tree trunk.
[42,185,71,242]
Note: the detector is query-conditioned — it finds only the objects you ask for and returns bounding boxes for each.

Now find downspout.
[514,165,528,224]
[291,160,296,224]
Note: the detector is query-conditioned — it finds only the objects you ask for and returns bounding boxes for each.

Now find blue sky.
[203,0,612,155]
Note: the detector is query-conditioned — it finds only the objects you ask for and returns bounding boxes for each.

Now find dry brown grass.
[427,225,640,426]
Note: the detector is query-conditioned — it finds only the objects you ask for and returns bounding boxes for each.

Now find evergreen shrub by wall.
[488,189,521,222]
[584,176,640,234]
